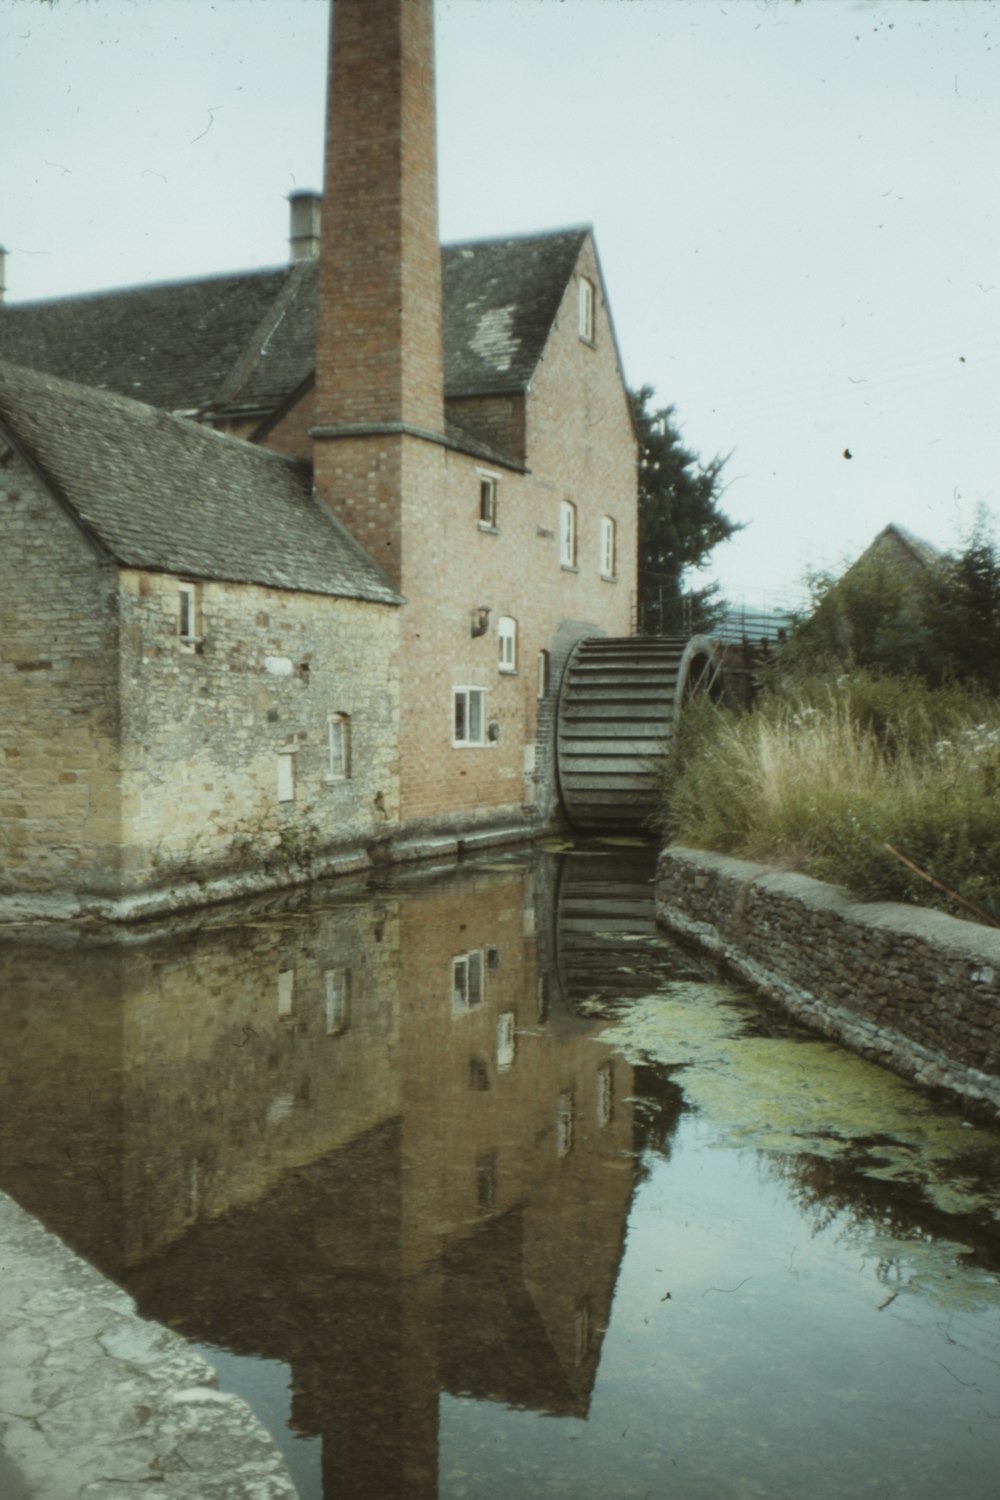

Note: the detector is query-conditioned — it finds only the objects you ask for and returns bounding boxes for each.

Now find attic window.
[177,583,199,647]
[578,277,595,343]
[478,472,499,530]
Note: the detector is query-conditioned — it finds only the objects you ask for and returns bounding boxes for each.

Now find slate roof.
[0,358,401,605]
[0,227,591,419]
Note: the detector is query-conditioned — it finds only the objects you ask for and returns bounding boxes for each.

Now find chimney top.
[288,191,321,264]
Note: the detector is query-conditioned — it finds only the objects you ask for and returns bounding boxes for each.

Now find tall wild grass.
[661,674,1000,922]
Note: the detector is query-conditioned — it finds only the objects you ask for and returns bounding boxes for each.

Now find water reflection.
[3,847,1000,1500]
[0,851,672,1497]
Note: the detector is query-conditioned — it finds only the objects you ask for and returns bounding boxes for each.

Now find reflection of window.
[559,500,576,569]
[537,972,550,1023]
[453,687,487,746]
[498,616,517,674]
[557,1089,574,1158]
[469,1057,490,1092]
[324,968,351,1036]
[327,713,350,780]
[277,967,295,1017]
[476,1153,497,1211]
[574,1302,591,1364]
[486,945,500,971]
[496,1012,516,1071]
[452,951,484,1013]
[597,1062,614,1126]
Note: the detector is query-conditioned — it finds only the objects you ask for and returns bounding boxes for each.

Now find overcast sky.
[3,0,998,607]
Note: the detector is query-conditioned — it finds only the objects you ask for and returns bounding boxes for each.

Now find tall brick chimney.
[313,0,444,439]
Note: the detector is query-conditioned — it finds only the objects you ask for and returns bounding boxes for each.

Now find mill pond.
[2,843,1000,1500]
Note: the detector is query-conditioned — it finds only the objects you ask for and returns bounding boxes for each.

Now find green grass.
[661,674,1000,923]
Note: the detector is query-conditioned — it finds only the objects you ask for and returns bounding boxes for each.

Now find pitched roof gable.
[0,227,592,418]
[0,358,401,605]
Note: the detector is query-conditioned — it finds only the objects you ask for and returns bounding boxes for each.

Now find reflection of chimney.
[0,246,6,305]
[288,191,321,263]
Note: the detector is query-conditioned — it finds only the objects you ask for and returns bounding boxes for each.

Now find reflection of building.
[0,855,653,1499]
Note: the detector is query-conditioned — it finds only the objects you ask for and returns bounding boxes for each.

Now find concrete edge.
[0,1191,297,1500]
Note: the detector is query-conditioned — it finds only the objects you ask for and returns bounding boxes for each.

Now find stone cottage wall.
[656,846,1000,1120]
[0,461,124,899]
[118,570,400,892]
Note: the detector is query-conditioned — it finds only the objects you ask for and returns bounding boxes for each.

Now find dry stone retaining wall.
[656,846,1000,1121]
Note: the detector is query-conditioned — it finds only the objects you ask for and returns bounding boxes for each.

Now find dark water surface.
[2,843,1000,1499]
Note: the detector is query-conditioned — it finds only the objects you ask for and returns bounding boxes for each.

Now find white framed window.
[600,516,617,580]
[597,1062,614,1126]
[326,713,350,780]
[452,950,484,1014]
[178,583,198,646]
[478,471,498,529]
[498,616,517,674]
[325,968,351,1035]
[277,751,296,803]
[453,686,487,746]
[277,968,295,1017]
[578,276,595,342]
[559,500,577,569]
[536,649,550,699]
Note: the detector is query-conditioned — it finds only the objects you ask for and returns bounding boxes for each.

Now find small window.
[478,473,498,528]
[597,1062,614,1126]
[559,501,577,569]
[476,1153,497,1211]
[600,516,617,580]
[277,968,295,1018]
[498,616,517,674]
[557,1089,575,1158]
[277,751,296,803]
[178,583,198,645]
[578,277,595,342]
[452,950,484,1013]
[536,650,550,699]
[453,686,487,746]
[327,713,350,780]
[496,1012,516,1071]
[324,968,351,1036]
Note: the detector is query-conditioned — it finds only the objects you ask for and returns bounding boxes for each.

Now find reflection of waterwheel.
[553,850,659,1010]
[556,635,722,832]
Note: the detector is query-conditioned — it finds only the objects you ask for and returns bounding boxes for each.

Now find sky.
[2,0,999,609]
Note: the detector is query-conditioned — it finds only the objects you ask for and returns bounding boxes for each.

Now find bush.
[661,673,1000,924]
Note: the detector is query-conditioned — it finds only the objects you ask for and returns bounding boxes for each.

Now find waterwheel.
[555,635,721,832]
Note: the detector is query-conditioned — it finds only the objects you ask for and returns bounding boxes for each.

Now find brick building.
[0,0,637,915]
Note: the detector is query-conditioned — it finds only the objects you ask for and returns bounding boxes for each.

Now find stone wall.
[0,459,123,896]
[656,846,1000,1120]
[118,568,400,892]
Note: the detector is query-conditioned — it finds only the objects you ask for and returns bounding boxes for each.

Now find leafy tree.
[631,386,739,635]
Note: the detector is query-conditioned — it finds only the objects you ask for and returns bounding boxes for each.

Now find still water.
[2,843,1000,1499]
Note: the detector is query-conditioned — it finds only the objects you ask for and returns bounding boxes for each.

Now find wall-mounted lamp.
[471,606,491,638]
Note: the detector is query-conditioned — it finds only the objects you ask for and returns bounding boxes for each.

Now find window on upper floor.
[478,471,499,529]
[579,277,595,343]
[600,516,617,581]
[537,649,550,699]
[498,616,517,674]
[453,686,488,747]
[326,712,351,780]
[559,500,577,570]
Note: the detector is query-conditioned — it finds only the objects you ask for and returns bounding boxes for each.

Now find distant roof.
[0,226,591,419]
[0,358,401,604]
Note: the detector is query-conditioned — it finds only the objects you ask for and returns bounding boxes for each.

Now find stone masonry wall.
[118,569,400,891]
[0,461,123,897]
[656,846,1000,1121]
